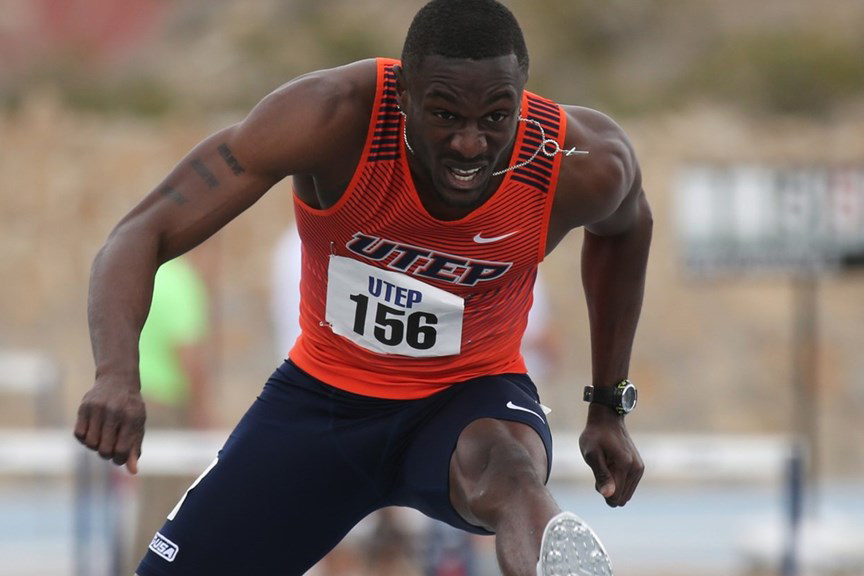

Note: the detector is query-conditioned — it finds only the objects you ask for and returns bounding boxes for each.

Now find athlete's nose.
[450,123,487,159]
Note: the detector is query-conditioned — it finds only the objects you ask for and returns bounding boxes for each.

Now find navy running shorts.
[137,360,553,575]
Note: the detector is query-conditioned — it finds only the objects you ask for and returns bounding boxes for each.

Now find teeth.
[450,167,481,182]
[452,167,480,175]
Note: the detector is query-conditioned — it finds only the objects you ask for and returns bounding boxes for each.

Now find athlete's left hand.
[578,404,644,507]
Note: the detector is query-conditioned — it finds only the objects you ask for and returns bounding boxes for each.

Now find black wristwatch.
[583,379,638,415]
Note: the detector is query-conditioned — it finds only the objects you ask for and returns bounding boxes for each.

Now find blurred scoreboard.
[676,165,864,276]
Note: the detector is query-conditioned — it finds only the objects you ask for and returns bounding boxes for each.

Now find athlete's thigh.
[450,416,549,484]
[395,373,553,535]
[448,417,550,527]
[136,364,381,575]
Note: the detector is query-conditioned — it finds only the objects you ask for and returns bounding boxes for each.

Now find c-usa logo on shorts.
[149,531,179,562]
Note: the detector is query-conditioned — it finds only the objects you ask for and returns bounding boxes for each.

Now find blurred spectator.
[423,521,478,576]
[271,225,303,361]
[362,508,424,576]
[137,256,211,427]
[127,255,211,573]
[522,269,561,390]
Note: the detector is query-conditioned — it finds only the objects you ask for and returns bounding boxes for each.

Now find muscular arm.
[583,179,652,395]
[87,128,278,389]
[75,61,374,472]
[549,107,653,507]
[580,174,651,508]
[77,124,280,472]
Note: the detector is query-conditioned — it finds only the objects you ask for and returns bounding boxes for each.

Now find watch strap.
[583,379,634,414]
[583,385,618,406]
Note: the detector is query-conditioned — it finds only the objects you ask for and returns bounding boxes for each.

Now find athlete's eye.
[433,110,456,121]
[486,111,509,123]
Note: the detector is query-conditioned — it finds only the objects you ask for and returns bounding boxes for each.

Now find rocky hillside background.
[1,0,863,477]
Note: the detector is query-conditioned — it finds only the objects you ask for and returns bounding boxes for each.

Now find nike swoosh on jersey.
[506,400,545,422]
[473,231,519,244]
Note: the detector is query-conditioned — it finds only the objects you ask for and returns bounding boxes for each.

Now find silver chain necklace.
[400,112,588,176]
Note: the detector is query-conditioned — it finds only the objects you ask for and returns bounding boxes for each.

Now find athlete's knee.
[466,445,545,524]
[482,440,545,490]
[453,434,547,526]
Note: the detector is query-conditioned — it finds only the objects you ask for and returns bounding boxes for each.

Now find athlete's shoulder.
[561,105,635,172]
[561,107,638,209]
[232,59,379,178]
[266,59,378,114]
[540,104,642,239]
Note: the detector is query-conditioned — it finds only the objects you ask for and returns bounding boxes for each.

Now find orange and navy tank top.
[289,58,566,399]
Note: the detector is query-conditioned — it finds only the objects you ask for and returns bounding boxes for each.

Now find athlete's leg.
[394,374,562,575]
[448,417,559,575]
[135,362,384,575]
[394,374,610,575]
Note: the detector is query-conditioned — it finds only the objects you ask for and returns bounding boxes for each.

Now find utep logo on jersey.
[149,532,179,562]
[346,232,512,286]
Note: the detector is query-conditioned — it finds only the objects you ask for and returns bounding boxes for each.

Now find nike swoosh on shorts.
[506,401,545,422]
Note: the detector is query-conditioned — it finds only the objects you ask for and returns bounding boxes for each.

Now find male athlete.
[74,1,652,574]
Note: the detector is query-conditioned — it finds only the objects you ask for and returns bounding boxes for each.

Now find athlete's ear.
[393,65,410,112]
[393,64,404,91]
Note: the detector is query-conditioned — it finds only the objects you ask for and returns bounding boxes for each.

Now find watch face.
[620,384,637,412]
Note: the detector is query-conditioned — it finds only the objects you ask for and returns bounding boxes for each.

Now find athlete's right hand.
[74,376,146,474]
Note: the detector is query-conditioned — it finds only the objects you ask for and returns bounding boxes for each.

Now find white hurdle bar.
[0,429,797,481]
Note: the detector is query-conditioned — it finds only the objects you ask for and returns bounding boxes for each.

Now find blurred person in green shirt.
[138,256,210,423]
[128,255,211,574]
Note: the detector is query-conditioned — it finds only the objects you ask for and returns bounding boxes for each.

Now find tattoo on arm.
[159,185,187,205]
[217,143,246,176]
[191,158,220,189]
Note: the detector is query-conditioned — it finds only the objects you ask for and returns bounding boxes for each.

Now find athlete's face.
[397,54,526,218]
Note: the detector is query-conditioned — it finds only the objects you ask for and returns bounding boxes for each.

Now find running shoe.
[536,511,613,576]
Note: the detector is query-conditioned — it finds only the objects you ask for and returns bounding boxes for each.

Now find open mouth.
[445,165,485,189]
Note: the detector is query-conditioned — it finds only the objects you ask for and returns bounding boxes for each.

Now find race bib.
[325,256,464,357]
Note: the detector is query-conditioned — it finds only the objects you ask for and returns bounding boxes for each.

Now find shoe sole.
[536,512,613,576]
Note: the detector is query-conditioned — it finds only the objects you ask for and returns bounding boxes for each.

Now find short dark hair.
[401,0,529,76]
